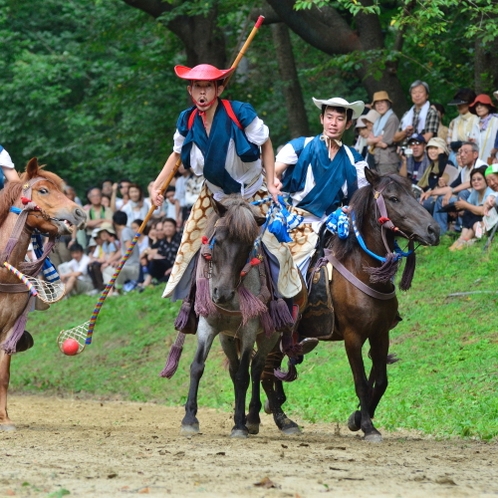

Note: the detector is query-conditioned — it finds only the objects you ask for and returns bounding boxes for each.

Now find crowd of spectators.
[49,171,198,298]
[353,81,498,250]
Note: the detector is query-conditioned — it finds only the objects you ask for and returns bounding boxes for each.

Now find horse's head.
[207,196,265,305]
[18,158,87,236]
[363,168,440,246]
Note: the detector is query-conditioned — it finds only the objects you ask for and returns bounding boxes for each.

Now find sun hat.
[371,90,393,106]
[363,109,380,124]
[494,90,498,100]
[312,97,365,120]
[469,94,497,114]
[485,164,498,176]
[174,64,234,81]
[447,88,476,106]
[426,137,449,155]
[355,116,367,129]
[97,222,116,235]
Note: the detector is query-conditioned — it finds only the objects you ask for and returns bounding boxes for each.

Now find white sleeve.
[355,160,369,189]
[276,142,299,166]
[244,117,269,147]
[173,129,185,154]
[0,149,14,169]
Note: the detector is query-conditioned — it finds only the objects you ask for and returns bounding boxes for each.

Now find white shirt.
[0,148,15,169]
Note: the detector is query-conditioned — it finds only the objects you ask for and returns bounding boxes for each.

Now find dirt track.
[0,395,497,497]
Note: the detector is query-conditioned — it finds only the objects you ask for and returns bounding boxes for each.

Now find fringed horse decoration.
[173,195,285,438]
[0,158,87,430]
[263,168,440,442]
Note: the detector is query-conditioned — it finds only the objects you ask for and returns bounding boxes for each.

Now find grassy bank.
[10,235,498,440]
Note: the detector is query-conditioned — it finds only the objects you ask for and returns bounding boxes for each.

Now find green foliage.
[11,239,498,440]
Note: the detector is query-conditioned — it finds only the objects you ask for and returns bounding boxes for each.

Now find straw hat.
[371,91,393,106]
[363,109,381,124]
[312,97,365,120]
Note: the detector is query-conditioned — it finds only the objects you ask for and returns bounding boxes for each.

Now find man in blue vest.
[151,64,302,306]
[275,97,368,275]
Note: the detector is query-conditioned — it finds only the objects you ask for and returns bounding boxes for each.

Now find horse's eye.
[389,196,399,203]
[38,188,49,195]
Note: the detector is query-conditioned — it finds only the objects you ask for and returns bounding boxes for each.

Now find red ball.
[62,338,80,356]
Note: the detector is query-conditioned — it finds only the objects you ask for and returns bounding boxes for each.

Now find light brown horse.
[0,158,87,430]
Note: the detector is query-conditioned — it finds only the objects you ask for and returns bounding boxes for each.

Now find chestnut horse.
[262,168,440,442]
[178,195,283,438]
[0,158,87,430]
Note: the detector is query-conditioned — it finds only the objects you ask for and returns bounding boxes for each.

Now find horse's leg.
[181,320,217,435]
[0,351,15,431]
[366,333,389,420]
[219,332,253,438]
[261,348,301,435]
[245,332,280,435]
[344,332,383,442]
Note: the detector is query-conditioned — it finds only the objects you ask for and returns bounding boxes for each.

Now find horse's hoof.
[347,411,361,432]
[264,399,272,414]
[0,423,16,432]
[364,432,383,443]
[230,428,249,439]
[246,422,260,435]
[281,425,301,436]
[180,423,199,435]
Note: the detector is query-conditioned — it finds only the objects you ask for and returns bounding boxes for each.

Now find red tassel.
[250,257,261,266]
[21,197,31,205]
[201,235,209,244]
[378,216,390,225]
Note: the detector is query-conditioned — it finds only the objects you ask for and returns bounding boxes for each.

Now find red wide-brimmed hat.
[174,64,234,81]
[469,94,497,114]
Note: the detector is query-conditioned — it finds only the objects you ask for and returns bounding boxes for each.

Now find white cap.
[312,97,365,120]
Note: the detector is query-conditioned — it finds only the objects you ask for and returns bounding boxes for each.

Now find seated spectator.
[399,134,430,184]
[483,164,498,227]
[77,187,113,249]
[164,186,180,221]
[140,218,181,288]
[420,141,487,234]
[131,218,149,255]
[87,224,119,291]
[468,94,498,163]
[111,179,131,211]
[101,179,114,198]
[101,193,112,210]
[102,211,140,294]
[417,137,454,192]
[446,88,478,147]
[367,91,400,175]
[58,243,94,297]
[354,116,370,157]
[432,103,449,142]
[394,80,439,144]
[120,183,150,226]
[449,166,494,250]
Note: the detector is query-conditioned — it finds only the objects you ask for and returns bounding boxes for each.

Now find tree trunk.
[264,0,409,115]
[475,36,498,95]
[121,0,227,68]
[271,23,309,138]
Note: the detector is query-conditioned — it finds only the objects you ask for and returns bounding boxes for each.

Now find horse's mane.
[330,173,411,261]
[206,195,261,245]
[0,166,64,228]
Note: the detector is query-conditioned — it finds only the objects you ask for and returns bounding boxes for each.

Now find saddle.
[297,228,335,341]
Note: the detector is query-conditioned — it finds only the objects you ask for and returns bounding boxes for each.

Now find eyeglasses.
[409,141,422,145]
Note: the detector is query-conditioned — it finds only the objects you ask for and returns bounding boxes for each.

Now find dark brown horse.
[178,195,284,438]
[262,168,440,442]
[0,158,87,430]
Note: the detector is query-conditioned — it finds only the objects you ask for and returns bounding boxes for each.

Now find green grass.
[9,235,498,440]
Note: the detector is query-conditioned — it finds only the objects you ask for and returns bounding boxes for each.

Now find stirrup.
[15,331,34,353]
[297,337,319,355]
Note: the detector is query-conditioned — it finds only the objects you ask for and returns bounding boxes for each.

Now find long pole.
[84,15,266,345]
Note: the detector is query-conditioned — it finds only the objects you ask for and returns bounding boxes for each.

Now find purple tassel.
[2,313,29,355]
[238,284,267,325]
[364,253,399,284]
[259,309,275,337]
[194,277,217,317]
[174,300,192,330]
[160,333,186,379]
[274,362,298,382]
[269,298,294,330]
[399,248,416,291]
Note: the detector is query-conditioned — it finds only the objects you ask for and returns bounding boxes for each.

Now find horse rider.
[150,63,319,355]
[275,97,369,276]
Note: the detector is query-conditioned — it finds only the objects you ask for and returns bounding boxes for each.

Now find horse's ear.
[364,166,380,186]
[25,157,40,179]
[254,215,266,227]
[212,198,228,217]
